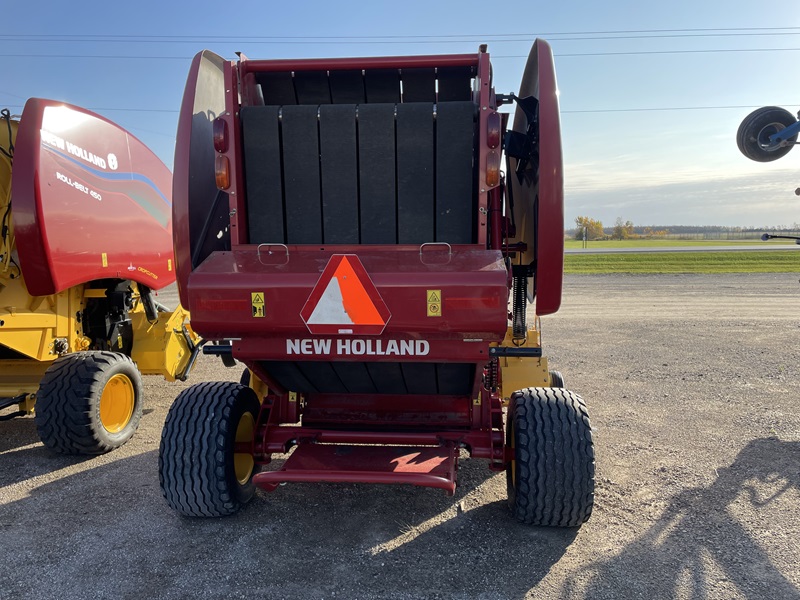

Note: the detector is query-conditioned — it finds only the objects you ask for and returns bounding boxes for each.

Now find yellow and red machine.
[160,41,594,526]
[0,100,200,454]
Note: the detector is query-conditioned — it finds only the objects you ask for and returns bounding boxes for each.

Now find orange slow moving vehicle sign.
[300,255,390,335]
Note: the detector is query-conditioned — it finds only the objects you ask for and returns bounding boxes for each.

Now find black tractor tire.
[34,351,143,455]
[548,370,565,388]
[159,381,261,517]
[737,106,797,162]
[506,387,595,527]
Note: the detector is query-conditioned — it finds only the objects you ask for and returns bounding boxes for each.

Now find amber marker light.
[215,155,230,189]
[213,117,229,152]
[486,151,501,187]
[487,112,501,149]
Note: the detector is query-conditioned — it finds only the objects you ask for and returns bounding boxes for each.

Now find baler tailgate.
[161,41,596,526]
[253,443,458,495]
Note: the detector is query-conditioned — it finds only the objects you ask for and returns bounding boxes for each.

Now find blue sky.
[4,0,800,228]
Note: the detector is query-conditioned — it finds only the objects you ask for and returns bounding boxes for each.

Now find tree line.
[570,217,800,241]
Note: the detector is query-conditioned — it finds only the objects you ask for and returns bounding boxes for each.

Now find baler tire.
[736,106,797,162]
[159,381,260,517]
[34,352,143,455]
[548,370,565,388]
[506,387,595,527]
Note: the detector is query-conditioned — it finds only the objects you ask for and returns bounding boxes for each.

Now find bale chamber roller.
[160,41,595,526]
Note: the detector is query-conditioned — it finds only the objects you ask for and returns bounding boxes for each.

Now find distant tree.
[642,227,667,238]
[575,216,604,240]
[612,217,635,240]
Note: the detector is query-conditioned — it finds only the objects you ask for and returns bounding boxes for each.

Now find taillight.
[213,118,228,153]
[486,151,501,187]
[213,116,230,190]
[215,155,230,189]
[487,112,501,149]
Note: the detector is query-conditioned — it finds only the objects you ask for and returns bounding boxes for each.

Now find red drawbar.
[253,443,459,495]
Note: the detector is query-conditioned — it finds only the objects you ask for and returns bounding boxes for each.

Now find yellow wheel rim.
[234,412,255,485]
[99,374,135,434]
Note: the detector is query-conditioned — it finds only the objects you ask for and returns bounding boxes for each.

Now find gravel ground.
[1,273,799,599]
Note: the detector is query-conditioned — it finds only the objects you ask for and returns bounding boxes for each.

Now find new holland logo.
[300,255,390,335]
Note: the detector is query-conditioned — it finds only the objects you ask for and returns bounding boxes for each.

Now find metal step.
[253,443,458,495]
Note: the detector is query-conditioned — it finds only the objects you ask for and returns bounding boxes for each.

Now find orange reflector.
[215,155,230,189]
[213,118,228,152]
[486,151,501,187]
[487,112,501,149]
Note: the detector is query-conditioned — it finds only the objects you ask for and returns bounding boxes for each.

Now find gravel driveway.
[1,273,798,599]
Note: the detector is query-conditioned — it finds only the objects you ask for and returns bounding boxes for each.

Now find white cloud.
[565,170,800,227]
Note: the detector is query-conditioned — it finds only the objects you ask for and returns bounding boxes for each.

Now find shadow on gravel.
[362,499,578,599]
[1,451,579,599]
[557,437,800,599]
[0,412,40,454]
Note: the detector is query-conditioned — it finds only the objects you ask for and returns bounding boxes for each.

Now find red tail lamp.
[213,118,228,153]
[487,112,501,149]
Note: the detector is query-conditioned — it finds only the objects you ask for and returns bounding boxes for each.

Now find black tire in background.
[736,106,797,162]
[34,351,143,455]
[507,387,595,527]
[159,381,261,517]
[548,370,565,388]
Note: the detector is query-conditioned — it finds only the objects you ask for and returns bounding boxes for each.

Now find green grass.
[564,251,800,274]
[564,239,786,249]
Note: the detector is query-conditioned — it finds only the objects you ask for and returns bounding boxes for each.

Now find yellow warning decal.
[251,292,265,318]
[101,253,108,267]
[167,259,173,272]
[427,289,441,317]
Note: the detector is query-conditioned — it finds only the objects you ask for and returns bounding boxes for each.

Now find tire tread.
[508,387,595,527]
[159,381,259,517]
[34,351,143,455]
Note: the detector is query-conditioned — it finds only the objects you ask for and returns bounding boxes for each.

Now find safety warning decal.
[251,292,265,318]
[301,254,390,335]
[426,289,441,317]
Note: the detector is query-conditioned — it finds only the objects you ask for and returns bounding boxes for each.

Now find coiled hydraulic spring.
[512,274,527,341]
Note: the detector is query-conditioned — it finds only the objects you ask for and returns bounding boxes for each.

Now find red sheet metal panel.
[507,39,564,316]
[11,99,174,295]
[253,443,458,494]
[240,53,479,75]
[185,247,508,345]
[172,50,228,309]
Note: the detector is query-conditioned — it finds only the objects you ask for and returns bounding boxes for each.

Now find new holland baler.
[160,41,595,526]
[0,101,200,454]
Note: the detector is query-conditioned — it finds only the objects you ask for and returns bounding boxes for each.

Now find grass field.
[565,252,800,274]
[563,239,789,250]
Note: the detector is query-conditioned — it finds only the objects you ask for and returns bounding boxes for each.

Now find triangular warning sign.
[300,255,391,335]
